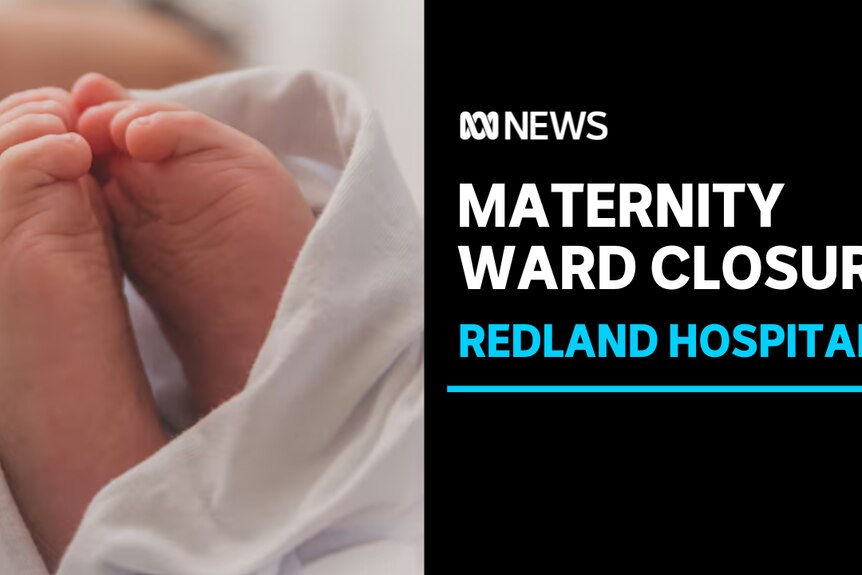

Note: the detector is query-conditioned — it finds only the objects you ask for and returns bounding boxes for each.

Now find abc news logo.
[459,111,607,141]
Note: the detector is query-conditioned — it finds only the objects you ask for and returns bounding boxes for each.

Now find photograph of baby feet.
[74,73,316,415]
[0,2,423,574]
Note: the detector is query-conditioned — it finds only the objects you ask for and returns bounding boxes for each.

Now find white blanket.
[0,68,424,575]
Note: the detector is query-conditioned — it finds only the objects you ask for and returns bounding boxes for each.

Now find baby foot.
[0,88,166,570]
[74,74,315,416]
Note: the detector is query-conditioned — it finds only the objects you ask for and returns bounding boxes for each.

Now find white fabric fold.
[0,466,46,574]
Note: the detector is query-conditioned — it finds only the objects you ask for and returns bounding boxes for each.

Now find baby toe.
[0,87,73,118]
[0,97,75,131]
[0,113,68,155]
[110,102,188,155]
[0,133,93,192]
[123,109,257,163]
[71,73,131,111]
[0,88,76,133]
[78,101,131,155]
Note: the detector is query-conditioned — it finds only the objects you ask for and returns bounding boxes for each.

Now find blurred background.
[0,0,424,205]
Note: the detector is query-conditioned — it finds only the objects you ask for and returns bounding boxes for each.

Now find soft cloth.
[0,68,424,575]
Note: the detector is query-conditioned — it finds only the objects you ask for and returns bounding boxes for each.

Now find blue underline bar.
[447,385,862,393]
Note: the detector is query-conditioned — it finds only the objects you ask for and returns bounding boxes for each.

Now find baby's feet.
[0,88,166,570]
[74,74,315,415]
